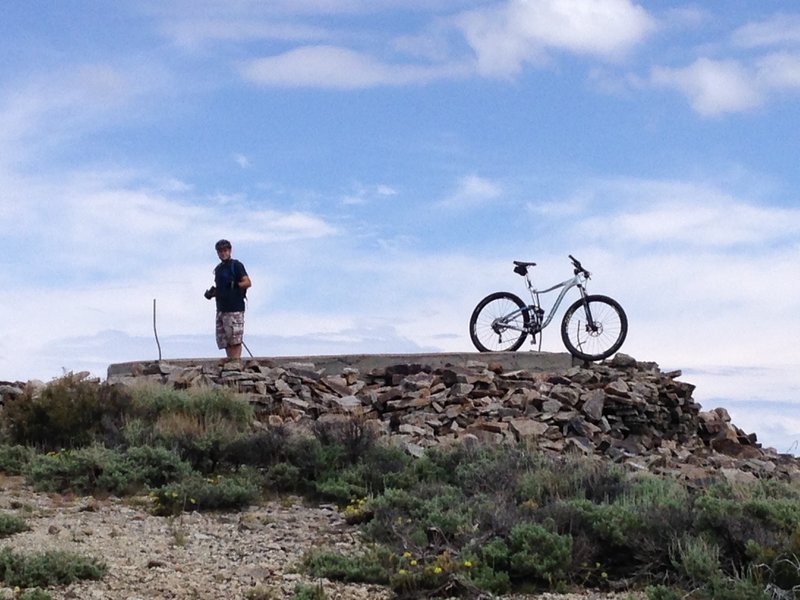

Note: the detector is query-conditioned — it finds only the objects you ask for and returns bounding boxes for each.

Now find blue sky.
[1,1,799,452]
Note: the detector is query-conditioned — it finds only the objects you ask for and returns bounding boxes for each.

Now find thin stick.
[153,298,162,361]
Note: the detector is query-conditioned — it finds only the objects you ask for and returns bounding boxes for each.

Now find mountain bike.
[469,255,628,361]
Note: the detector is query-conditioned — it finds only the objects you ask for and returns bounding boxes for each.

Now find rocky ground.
[0,475,644,600]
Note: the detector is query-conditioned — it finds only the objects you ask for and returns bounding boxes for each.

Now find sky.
[1,0,799,452]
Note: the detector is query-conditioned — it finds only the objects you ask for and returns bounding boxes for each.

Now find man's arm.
[238,274,252,290]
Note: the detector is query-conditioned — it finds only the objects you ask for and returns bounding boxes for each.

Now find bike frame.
[499,270,589,334]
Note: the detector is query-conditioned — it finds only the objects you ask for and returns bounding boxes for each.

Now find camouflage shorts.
[216,311,245,349]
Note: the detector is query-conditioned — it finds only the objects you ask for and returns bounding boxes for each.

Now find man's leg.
[224,311,245,358]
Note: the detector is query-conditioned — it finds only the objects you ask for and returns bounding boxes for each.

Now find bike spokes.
[469,292,530,352]
[561,295,628,361]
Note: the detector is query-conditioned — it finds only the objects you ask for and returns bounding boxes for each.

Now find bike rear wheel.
[561,295,627,361]
[469,292,530,352]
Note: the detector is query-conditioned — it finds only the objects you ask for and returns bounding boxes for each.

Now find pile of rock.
[106,354,799,483]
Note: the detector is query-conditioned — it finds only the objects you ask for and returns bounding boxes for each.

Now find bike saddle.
[513,260,536,275]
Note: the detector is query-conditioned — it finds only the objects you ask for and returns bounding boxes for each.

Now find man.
[205,239,252,358]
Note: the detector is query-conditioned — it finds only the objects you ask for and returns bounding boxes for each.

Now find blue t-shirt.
[214,259,248,312]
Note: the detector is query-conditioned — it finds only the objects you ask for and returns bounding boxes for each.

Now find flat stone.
[508,419,549,440]
[330,395,363,413]
[581,389,605,421]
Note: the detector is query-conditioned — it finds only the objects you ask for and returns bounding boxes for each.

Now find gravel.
[0,475,644,600]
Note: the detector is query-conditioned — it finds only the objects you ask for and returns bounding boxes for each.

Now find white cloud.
[240,45,468,88]
[756,52,800,89]
[341,182,398,205]
[650,58,763,116]
[457,0,656,77]
[593,201,799,247]
[732,14,800,49]
[234,153,251,168]
[0,63,171,167]
[162,19,331,49]
[439,174,503,208]
[572,178,800,249]
[0,170,338,282]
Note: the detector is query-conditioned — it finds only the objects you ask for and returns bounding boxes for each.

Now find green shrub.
[0,546,106,588]
[25,445,191,496]
[452,445,524,492]
[0,512,29,537]
[150,469,262,515]
[311,418,377,464]
[153,414,241,473]
[129,383,253,426]
[221,428,289,468]
[478,537,511,572]
[355,443,412,494]
[619,474,690,511]
[122,445,193,488]
[314,472,367,504]
[118,385,255,471]
[515,455,626,506]
[303,546,393,584]
[284,435,347,484]
[704,574,771,600]
[19,589,53,600]
[2,374,132,450]
[646,584,681,600]
[0,444,34,475]
[465,562,511,595]
[264,462,302,493]
[670,534,722,586]
[25,446,123,494]
[291,582,326,600]
[507,521,572,584]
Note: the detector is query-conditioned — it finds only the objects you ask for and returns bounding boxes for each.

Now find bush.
[25,445,191,496]
[284,435,347,484]
[150,469,262,515]
[646,585,681,600]
[311,418,377,464]
[221,428,289,468]
[0,546,106,588]
[356,443,412,494]
[25,446,123,495]
[507,521,572,584]
[152,413,241,473]
[122,445,193,488]
[2,374,131,450]
[291,582,326,600]
[129,383,253,426]
[264,462,303,493]
[515,454,626,506]
[0,512,29,537]
[19,589,53,600]
[303,546,393,584]
[0,444,34,475]
[670,534,722,586]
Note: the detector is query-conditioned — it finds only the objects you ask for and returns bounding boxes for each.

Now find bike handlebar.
[568,254,590,277]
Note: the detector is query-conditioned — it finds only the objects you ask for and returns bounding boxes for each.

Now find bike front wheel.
[469,292,530,352]
[561,295,628,361]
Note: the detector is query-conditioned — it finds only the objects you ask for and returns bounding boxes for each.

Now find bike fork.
[583,296,597,333]
[579,289,597,332]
